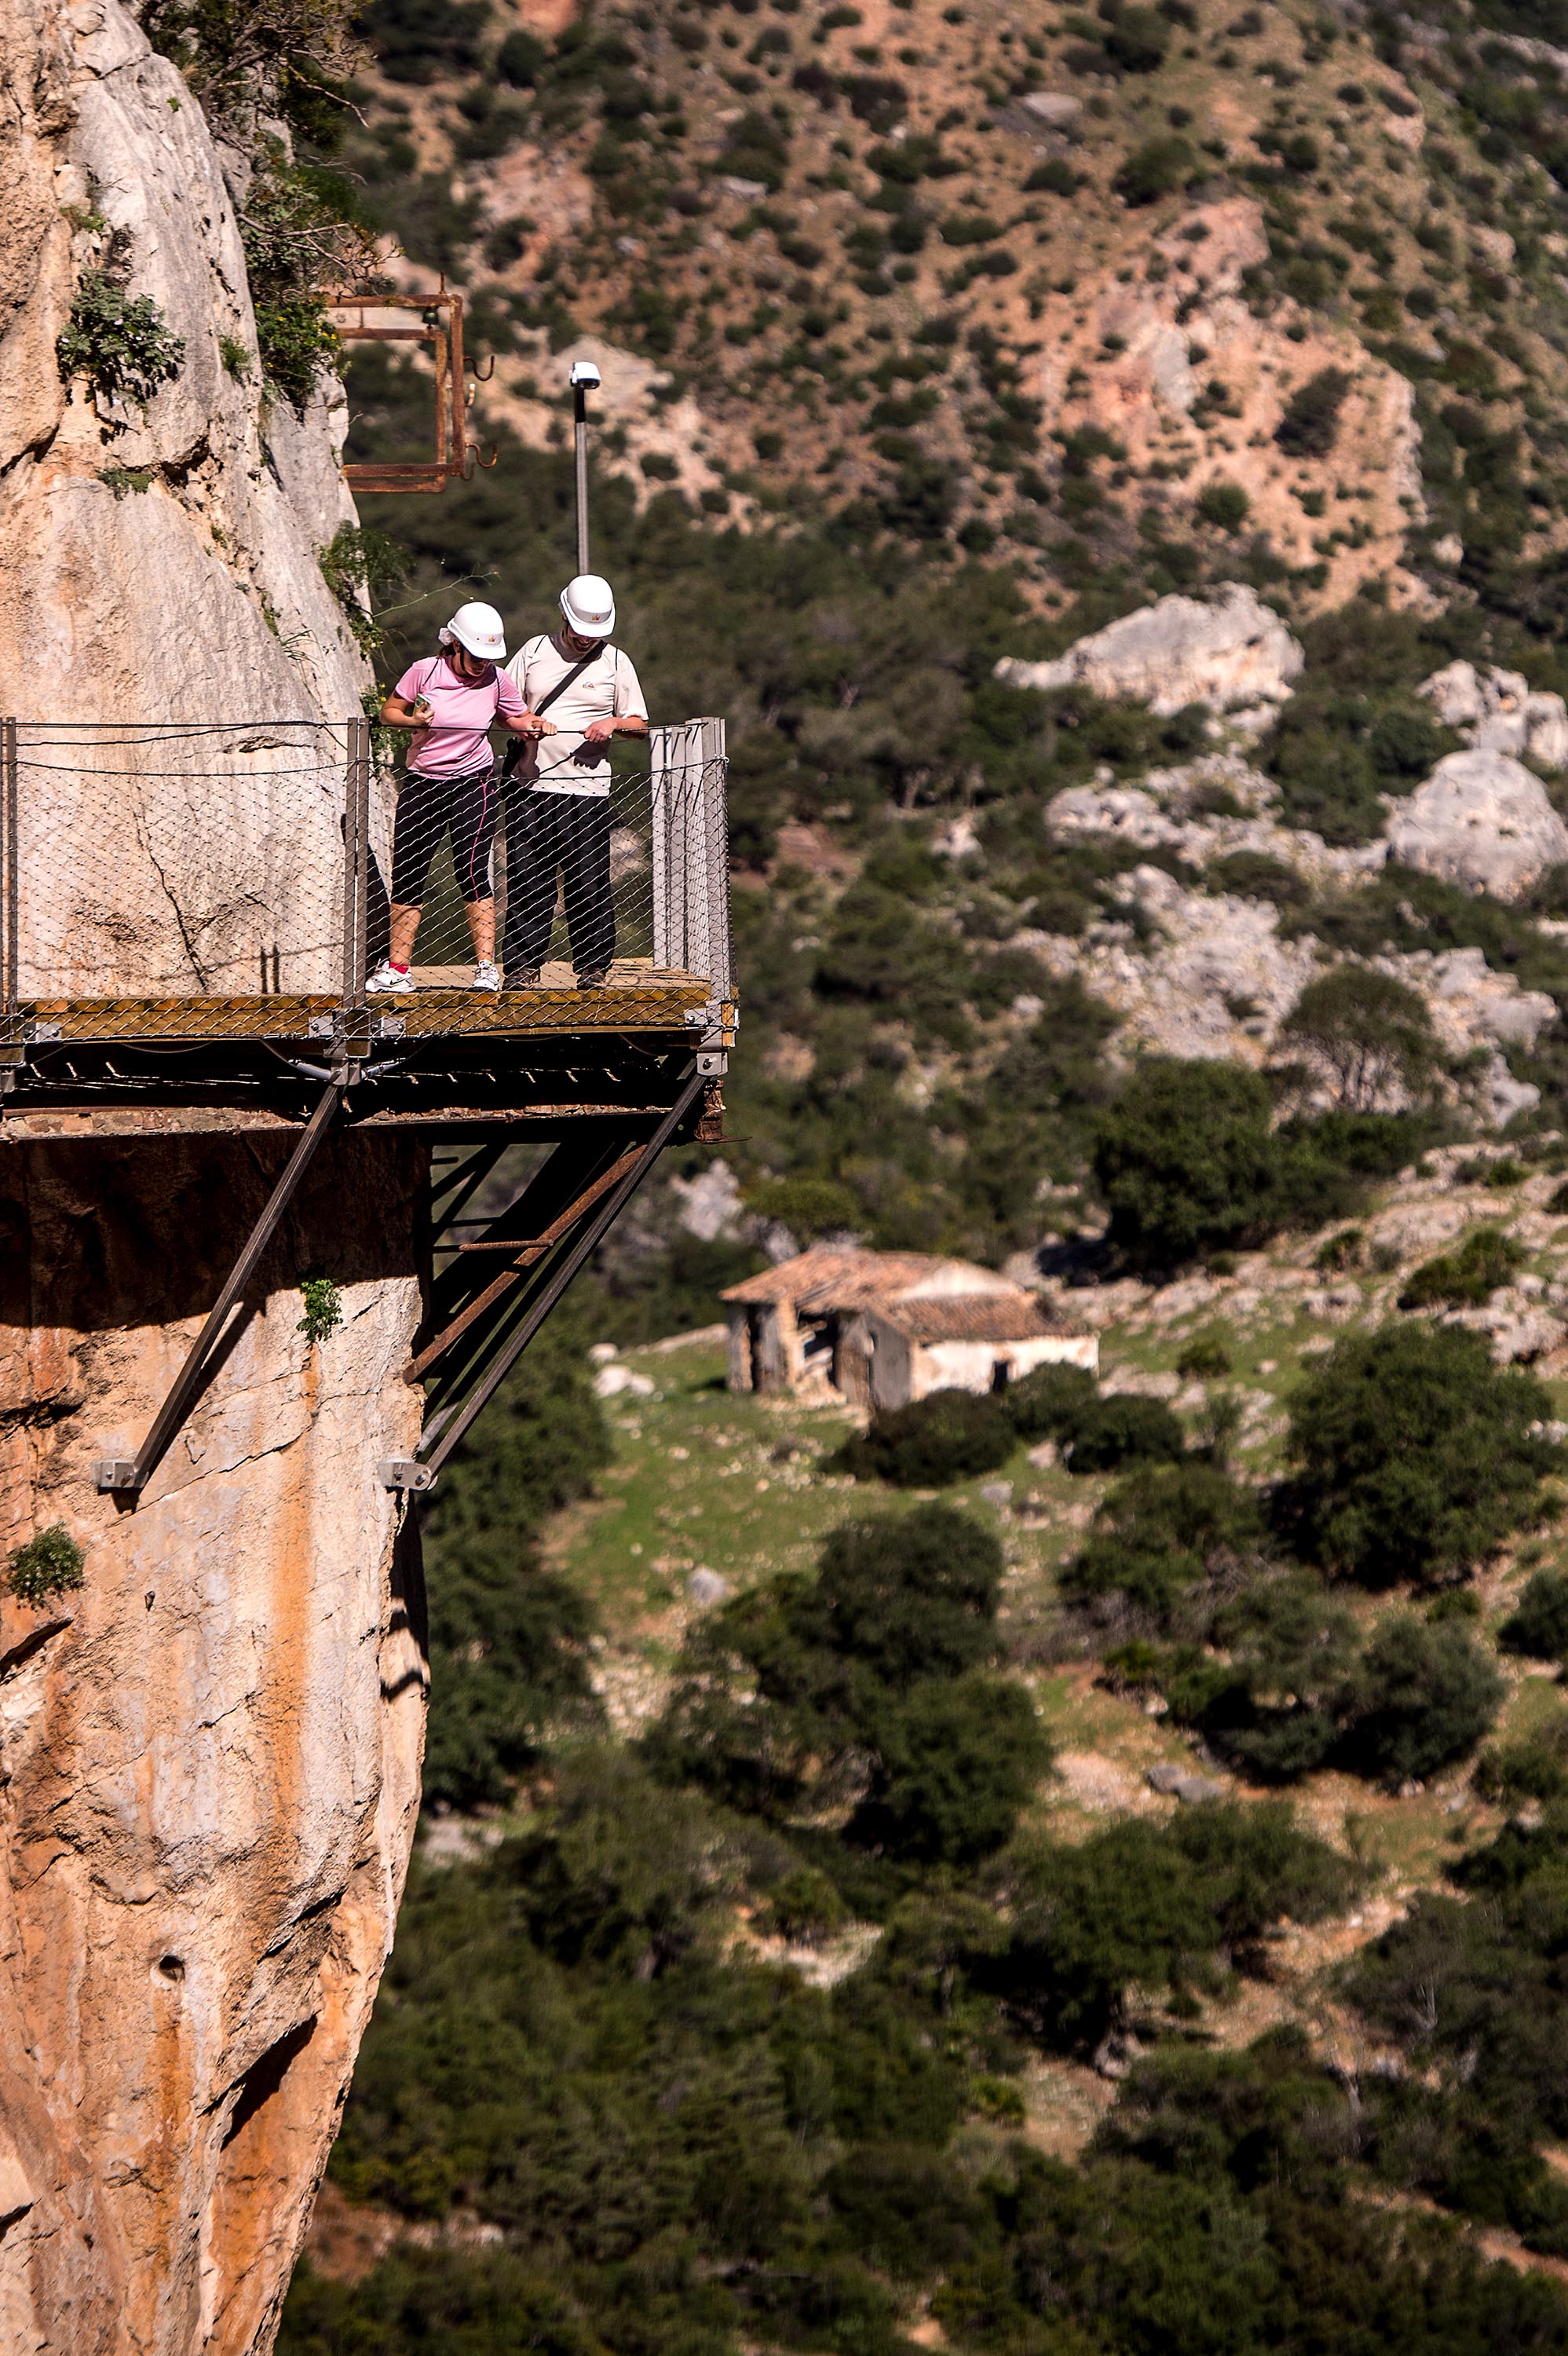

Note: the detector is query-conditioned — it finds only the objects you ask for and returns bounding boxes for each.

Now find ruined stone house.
[722,1249,1098,1411]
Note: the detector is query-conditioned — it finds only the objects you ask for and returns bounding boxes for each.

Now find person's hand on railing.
[507,712,557,741]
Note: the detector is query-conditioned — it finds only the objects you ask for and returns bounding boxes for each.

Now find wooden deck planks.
[17,966,736,1047]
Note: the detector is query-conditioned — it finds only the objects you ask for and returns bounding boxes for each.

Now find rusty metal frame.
[378,1066,705,1490]
[327,286,499,493]
[94,1078,345,1498]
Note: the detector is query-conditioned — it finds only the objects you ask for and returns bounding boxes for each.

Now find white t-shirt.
[503,634,648,798]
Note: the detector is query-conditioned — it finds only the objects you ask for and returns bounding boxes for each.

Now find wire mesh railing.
[0,716,730,1043]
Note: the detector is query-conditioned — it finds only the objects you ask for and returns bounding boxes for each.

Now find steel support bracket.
[378,1458,436,1492]
[94,1459,139,1493]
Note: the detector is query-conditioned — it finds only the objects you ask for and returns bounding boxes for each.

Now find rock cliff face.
[0,0,429,2347]
[0,1129,426,2355]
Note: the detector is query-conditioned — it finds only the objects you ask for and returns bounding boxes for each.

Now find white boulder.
[1383,748,1568,901]
[1419,660,1568,771]
[996,584,1303,716]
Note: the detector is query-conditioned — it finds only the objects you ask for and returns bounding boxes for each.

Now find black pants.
[502,790,615,975]
[390,764,498,907]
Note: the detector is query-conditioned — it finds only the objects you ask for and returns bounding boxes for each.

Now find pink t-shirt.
[395,653,526,780]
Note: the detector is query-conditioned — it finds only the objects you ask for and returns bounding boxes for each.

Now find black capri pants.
[390,764,499,906]
[501,788,616,975]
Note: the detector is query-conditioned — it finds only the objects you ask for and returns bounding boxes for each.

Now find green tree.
[420,1324,609,1809]
[1340,1615,1504,1785]
[853,1674,1051,1864]
[1279,966,1438,1110]
[1203,1574,1361,1782]
[1285,1323,1559,1588]
[1092,1059,1279,1271]
[1063,1462,1266,1630]
[1500,1569,1568,1662]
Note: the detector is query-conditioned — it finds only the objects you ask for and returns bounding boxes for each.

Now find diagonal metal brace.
[386,1066,705,1490]
[96,1081,345,1498]
[403,1141,645,1385]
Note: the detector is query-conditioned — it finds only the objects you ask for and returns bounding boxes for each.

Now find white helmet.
[559,574,616,638]
[440,601,506,661]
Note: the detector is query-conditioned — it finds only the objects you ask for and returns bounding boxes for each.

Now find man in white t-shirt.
[499,574,649,989]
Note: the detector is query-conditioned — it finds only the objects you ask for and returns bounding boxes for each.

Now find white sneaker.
[366,961,415,993]
[472,960,503,993]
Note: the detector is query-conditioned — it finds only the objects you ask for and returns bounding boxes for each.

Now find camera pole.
[568,358,600,573]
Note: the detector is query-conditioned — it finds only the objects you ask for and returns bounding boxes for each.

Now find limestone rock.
[1146,1764,1227,1803]
[0,1131,426,2356]
[996,583,1303,716]
[0,0,429,2343]
[1,0,371,1001]
[1384,749,1568,902]
[1419,660,1568,770]
[669,1159,744,1243]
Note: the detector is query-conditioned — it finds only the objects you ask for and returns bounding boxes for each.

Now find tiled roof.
[722,1247,956,1310]
[867,1294,1091,1344]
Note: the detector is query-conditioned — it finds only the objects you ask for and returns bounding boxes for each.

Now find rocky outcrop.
[1419,660,1568,771]
[1044,752,1384,889]
[1384,748,1568,901]
[0,0,372,999]
[0,0,429,2347]
[0,1126,426,2356]
[997,584,1303,717]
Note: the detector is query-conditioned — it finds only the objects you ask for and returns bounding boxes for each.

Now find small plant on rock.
[8,1524,86,1607]
[1400,1225,1523,1311]
[57,267,185,412]
[298,1276,343,1347]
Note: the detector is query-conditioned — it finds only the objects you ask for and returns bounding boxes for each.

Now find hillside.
[158,0,1568,2346]
[342,0,1568,624]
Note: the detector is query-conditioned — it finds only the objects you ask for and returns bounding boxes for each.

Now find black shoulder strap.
[502,646,602,783]
[532,648,600,718]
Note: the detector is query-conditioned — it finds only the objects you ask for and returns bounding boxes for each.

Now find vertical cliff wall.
[0,0,431,2347]
[0,1132,426,2355]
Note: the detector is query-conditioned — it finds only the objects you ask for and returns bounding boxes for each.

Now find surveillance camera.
[568,359,602,390]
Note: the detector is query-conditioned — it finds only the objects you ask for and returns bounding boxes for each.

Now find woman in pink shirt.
[370,602,554,993]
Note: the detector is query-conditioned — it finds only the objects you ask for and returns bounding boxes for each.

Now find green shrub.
[839,1389,1016,1487]
[1006,1802,1351,2042]
[1196,480,1250,532]
[1065,1394,1186,1476]
[1115,135,1195,204]
[1063,1462,1264,1627]
[1104,4,1169,69]
[1176,1333,1232,1379]
[1340,1615,1504,1785]
[747,1174,863,1239]
[853,1672,1051,1863]
[1285,1323,1560,1588]
[7,1524,85,1607]
[1003,1359,1099,1443]
[1202,1575,1361,1781]
[1400,1226,1524,1310]
[1499,1569,1568,1662]
[297,1275,342,1345]
[1472,1723,1568,1804]
[57,269,185,410]
[651,1505,1029,1854]
[1093,1057,1279,1271]
[495,24,546,81]
[1275,367,1353,457]
[1208,851,1310,908]
[761,1867,850,1941]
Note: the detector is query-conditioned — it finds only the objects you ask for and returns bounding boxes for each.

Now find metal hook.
[469,349,495,381]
